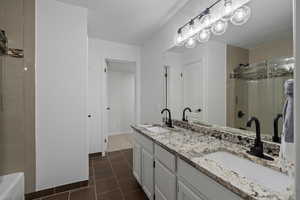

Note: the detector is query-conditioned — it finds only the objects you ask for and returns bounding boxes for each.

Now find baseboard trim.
[88,152,103,159]
[25,180,88,200]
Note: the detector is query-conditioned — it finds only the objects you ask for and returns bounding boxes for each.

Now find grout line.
[92,158,98,200]
[107,152,126,200]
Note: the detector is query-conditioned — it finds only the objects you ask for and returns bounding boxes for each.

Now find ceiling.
[216,0,293,49]
[57,0,293,49]
[87,0,189,45]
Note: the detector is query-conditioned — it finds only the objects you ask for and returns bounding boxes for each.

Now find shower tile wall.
[226,45,249,128]
[0,0,35,193]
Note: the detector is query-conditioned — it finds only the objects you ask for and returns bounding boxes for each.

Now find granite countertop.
[131,124,294,200]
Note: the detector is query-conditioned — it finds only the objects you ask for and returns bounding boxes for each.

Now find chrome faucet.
[273,114,283,143]
[246,117,274,161]
[182,107,192,122]
[161,108,173,128]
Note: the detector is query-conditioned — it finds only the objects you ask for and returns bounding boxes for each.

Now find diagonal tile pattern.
[34,149,148,200]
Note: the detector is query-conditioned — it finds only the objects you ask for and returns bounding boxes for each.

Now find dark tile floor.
[35,149,148,200]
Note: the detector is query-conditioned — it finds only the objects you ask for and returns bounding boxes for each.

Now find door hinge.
[153,160,155,168]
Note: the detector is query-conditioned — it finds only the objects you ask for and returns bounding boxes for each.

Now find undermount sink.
[203,151,293,192]
[145,126,170,134]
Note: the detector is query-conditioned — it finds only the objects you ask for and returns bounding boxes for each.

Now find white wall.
[108,71,135,134]
[88,38,140,153]
[203,41,227,126]
[36,0,88,190]
[141,0,227,125]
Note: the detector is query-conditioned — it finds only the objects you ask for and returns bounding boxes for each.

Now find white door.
[155,160,176,200]
[133,141,141,184]
[102,60,109,156]
[178,181,204,200]
[142,149,154,200]
[182,61,204,122]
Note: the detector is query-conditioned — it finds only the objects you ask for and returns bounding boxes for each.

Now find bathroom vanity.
[131,122,293,200]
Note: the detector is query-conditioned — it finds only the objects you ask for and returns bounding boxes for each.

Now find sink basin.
[146,126,170,134]
[203,151,293,192]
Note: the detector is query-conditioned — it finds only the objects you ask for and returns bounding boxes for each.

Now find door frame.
[102,58,138,156]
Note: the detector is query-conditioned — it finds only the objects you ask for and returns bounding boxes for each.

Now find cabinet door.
[178,181,204,200]
[155,160,176,200]
[142,149,154,200]
[133,142,141,184]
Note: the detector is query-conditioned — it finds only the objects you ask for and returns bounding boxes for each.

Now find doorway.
[104,59,136,153]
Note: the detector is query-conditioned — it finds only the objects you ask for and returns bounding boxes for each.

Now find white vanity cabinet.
[178,181,204,200]
[154,144,176,200]
[142,148,154,199]
[132,130,243,200]
[133,131,155,200]
[133,142,141,184]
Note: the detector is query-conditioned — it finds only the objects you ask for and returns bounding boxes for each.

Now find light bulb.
[175,34,184,46]
[185,37,196,48]
[175,29,184,46]
[223,0,233,21]
[197,29,211,43]
[187,20,195,36]
[231,6,251,26]
[211,20,228,35]
[200,14,212,28]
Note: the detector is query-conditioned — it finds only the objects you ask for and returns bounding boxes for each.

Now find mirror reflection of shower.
[0,30,24,58]
[230,57,294,141]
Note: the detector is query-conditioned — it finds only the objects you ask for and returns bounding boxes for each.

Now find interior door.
[182,61,204,122]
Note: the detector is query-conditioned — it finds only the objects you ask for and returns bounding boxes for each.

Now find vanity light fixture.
[175,0,251,48]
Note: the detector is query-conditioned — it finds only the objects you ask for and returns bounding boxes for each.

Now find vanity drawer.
[155,144,176,172]
[177,159,242,200]
[133,130,154,154]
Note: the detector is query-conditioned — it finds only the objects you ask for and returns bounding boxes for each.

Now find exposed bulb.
[175,29,184,46]
[185,37,196,48]
[211,20,228,35]
[231,6,251,26]
[200,14,212,28]
[175,34,184,46]
[197,29,211,43]
[223,0,233,21]
[187,20,195,36]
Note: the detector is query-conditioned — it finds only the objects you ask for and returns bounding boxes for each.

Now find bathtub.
[0,173,24,200]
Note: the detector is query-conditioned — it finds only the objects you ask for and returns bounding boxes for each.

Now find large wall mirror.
[163,0,294,143]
